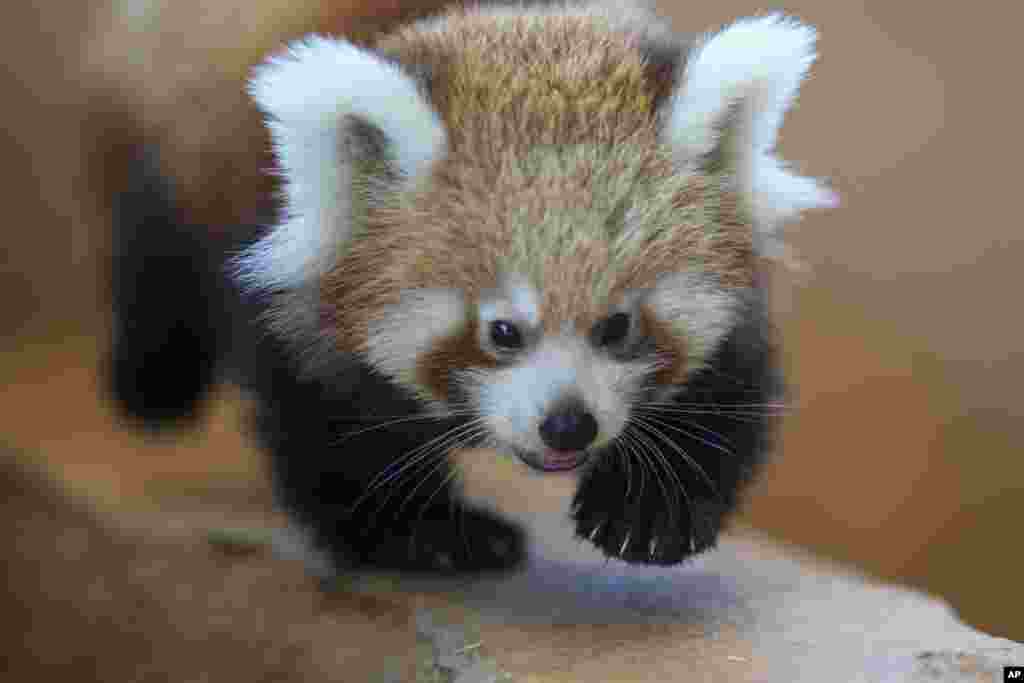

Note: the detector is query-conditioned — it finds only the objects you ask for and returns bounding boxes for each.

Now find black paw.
[361,507,526,575]
[574,497,725,566]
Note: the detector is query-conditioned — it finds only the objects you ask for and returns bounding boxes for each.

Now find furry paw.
[361,508,526,574]
[574,496,724,566]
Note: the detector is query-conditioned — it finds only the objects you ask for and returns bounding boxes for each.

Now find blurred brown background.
[2,0,1021,644]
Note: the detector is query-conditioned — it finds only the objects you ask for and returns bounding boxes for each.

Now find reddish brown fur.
[318,5,757,392]
[417,315,500,401]
[639,304,690,386]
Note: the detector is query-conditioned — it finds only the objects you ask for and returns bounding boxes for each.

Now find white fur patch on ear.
[236,36,447,292]
[664,15,837,242]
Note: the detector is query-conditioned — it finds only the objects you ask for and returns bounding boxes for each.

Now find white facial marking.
[364,288,465,397]
[508,283,541,327]
[478,273,541,329]
[472,335,647,457]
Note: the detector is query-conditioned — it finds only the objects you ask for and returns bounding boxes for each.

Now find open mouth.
[513,447,590,473]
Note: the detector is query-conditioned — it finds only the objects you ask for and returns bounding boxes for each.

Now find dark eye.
[596,312,631,347]
[490,320,524,349]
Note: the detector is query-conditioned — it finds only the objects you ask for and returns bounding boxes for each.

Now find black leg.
[245,339,525,576]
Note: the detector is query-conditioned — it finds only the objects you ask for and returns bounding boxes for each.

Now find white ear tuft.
[236,36,447,292]
[664,15,836,238]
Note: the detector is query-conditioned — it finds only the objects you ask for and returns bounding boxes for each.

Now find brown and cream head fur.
[237,1,835,470]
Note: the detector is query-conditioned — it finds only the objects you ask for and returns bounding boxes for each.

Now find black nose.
[538,401,598,452]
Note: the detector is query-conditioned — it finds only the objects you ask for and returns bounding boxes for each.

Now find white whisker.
[393,421,489,512]
[633,410,736,459]
[349,417,486,514]
[624,420,688,529]
[631,415,721,503]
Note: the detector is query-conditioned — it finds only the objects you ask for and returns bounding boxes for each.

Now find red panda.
[112,0,836,573]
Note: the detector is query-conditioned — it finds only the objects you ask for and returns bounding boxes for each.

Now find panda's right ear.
[236,37,447,293]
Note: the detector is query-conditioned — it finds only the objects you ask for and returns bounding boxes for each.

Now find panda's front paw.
[366,507,526,574]
[573,497,724,566]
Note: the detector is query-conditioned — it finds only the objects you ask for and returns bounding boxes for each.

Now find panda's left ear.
[662,15,837,237]
[238,37,447,293]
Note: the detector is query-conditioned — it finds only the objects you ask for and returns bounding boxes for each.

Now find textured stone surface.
[4,441,1022,682]
[370,523,1024,682]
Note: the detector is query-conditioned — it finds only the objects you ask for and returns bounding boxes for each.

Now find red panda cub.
[115,1,836,573]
